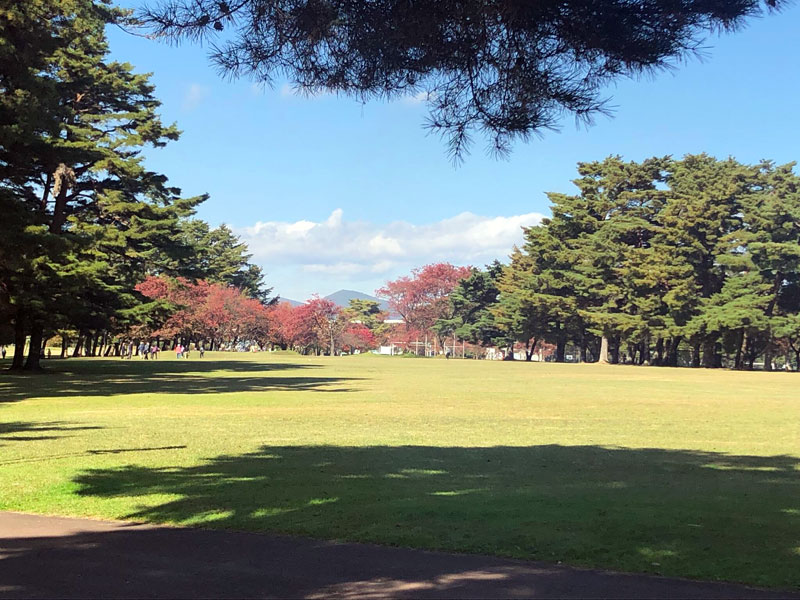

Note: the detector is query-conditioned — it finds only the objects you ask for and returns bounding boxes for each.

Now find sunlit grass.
[0,353,798,589]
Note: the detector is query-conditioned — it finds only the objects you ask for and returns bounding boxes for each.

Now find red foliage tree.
[340,323,377,353]
[377,263,471,351]
[135,276,270,348]
[267,301,303,349]
[297,296,346,355]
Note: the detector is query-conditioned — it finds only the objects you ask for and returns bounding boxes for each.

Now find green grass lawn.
[1,353,798,589]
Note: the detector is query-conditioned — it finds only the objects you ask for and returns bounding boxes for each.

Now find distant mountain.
[276,297,303,307]
[324,289,390,311]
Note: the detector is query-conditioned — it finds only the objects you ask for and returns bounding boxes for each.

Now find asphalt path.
[0,512,795,599]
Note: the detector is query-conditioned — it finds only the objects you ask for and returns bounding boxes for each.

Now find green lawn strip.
[0,353,798,589]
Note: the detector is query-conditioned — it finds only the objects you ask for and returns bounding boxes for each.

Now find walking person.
[175,343,183,359]
[1,346,6,360]
[199,343,205,359]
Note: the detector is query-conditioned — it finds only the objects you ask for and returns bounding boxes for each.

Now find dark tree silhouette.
[140,0,787,158]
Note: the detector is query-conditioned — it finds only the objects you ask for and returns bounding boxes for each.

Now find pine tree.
[140,0,785,159]
[1,0,205,369]
[178,220,273,302]
[437,262,508,351]
[666,155,750,367]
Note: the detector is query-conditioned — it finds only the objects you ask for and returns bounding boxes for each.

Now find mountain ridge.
[276,289,389,311]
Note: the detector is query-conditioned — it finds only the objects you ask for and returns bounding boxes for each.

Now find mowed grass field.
[0,353,798,590]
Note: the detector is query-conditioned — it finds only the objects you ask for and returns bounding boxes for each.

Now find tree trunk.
[691,341,701,368]
[61,334,68,358]
[11,310,26,370]
[598,335,610,364]
[525,338,538,361]
[734,330,745,370]
[702,338,717,368]
[72,332,84,357]
[555,337,566,363]
[610,336,620,364]
[653,338,663,366]
[665,337,681,367]
[626,343,635,365]
[90,332,100,357]
[764,341,773,372]
[24,321,43,370]
[84,334,94,357]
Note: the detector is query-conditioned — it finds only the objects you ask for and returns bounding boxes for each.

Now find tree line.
[0,0,271,369]
[437,156,800,370]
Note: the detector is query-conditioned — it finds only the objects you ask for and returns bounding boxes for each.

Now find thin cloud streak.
[182,83,210,110]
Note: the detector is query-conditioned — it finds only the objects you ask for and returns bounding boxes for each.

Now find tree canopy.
[0,0,273,368]
[140,0,786,158]
[494,155,800,369]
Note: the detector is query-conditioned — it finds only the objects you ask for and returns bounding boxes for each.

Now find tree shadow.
[0,359,362,403]
[0,443,188,467]
[0,421,104,445]
[70,444,800,590]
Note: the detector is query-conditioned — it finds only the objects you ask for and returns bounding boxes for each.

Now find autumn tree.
[343,298,389,345]
[135,275,270,349]
[296,296,347,356]
[340,323,377,353]
[266,301,301,350]
[377,263,471,353]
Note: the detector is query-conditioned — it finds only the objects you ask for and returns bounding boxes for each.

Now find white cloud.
[236,209,543,299]
[182,83,210,110]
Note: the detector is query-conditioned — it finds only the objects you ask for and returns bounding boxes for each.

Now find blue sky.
[108,4,800,301]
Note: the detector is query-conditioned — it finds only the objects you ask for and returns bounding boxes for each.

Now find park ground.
[0,353,798,591]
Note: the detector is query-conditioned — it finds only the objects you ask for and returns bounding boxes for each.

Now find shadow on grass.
[0,421,104,445]
[0,359,363,402]
[70,444,800,590]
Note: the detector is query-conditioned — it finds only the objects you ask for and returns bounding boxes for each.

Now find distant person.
[199,343,205,358]
[175,344,183,359]
[47,349,51,359]
[150,344,158,360]
[127,342,134,360]
[1,346,6,360]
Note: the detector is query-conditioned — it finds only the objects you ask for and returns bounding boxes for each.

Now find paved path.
[0,512,794,599]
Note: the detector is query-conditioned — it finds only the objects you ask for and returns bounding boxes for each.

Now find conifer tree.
[1,0,205,369]
[437,262,508,351]
[140,0,786,159]
[178,220,273,303]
